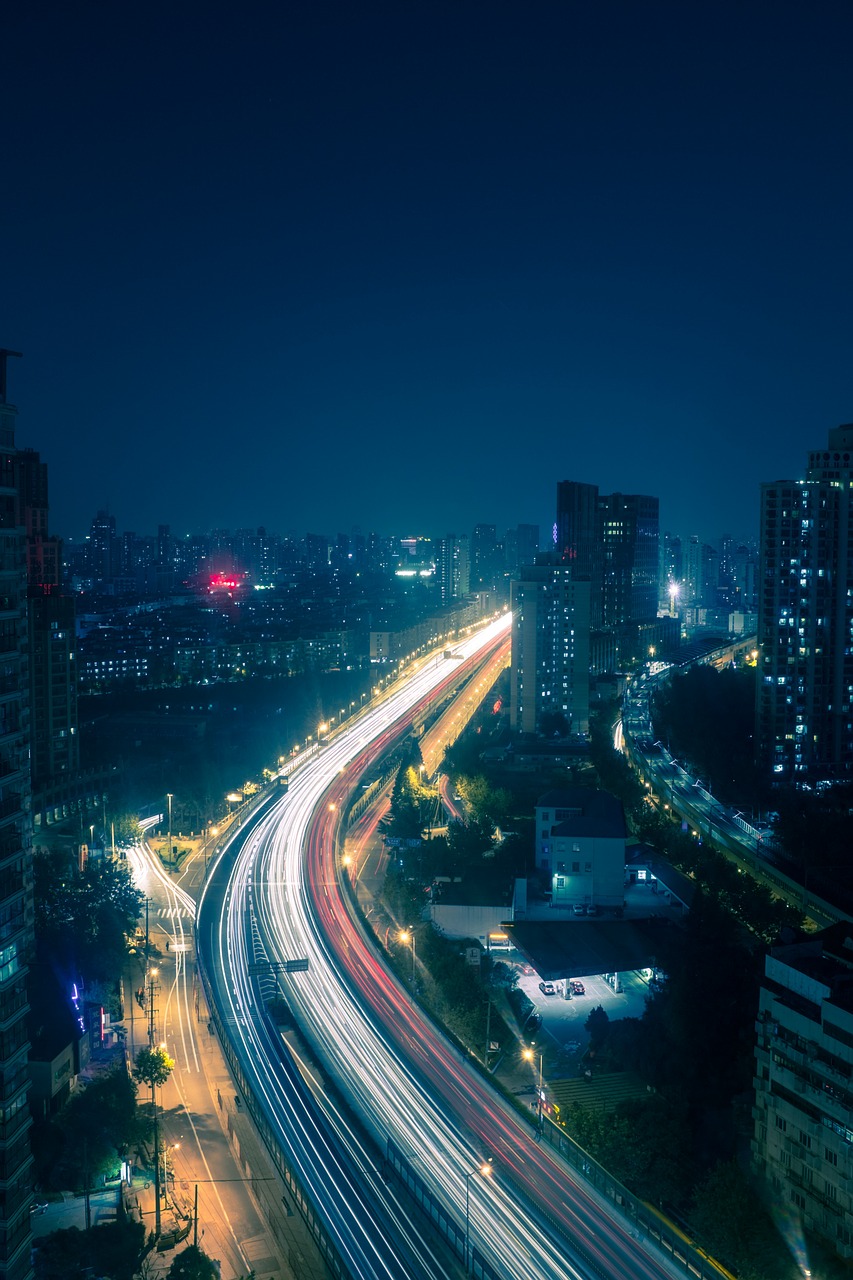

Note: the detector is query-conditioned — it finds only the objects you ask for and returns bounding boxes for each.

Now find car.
[572,903,586,916]
[584,904,599,916]
[538,980,556,996]
[570,980,585,996]
[526,1012,542,1031]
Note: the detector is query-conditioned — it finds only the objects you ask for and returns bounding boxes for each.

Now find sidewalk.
[126,931,329,1280]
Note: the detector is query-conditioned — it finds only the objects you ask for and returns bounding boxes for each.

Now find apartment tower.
[510,563,590,735]
[756,424,853,781]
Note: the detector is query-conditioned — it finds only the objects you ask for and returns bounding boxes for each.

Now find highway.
[199,613,685,1280]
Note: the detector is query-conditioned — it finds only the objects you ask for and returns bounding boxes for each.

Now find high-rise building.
[14,450,79,809]
[598,492,659,630]
[756,424,853,782]
[435,534,470,605]
[0,349,34,1280]
[504,523,539,576]
[471,524,499,591]
[554,480,601,623]
[554,480,660,669]
[752,924,853,1259]
[86,508,118,582]
[510,563,590,735]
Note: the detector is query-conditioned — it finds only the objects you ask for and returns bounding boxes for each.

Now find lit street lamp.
[399,928,416,989]
[166,792,173,867]
[203,825,219,872]
[523,1046,544,1131]
[464,1160,492,1273]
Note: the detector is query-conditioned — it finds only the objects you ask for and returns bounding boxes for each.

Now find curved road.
[203,615,682,1280]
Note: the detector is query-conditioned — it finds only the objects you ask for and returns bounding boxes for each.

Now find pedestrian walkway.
[125,936,330,1280]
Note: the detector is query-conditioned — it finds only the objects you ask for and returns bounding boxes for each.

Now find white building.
[534,788,625,910]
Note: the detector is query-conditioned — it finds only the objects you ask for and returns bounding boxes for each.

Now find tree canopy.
[134,1046,176,1090]
[32,1067,146,1192]
[34,849,144,984]
[166,1246,220,1280]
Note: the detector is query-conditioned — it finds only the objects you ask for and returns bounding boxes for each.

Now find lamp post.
[203,825,219,873]
[166,793,173,867]
[399,928,416,990]
[523,1046,544,1131]
[464,1161,492,1273]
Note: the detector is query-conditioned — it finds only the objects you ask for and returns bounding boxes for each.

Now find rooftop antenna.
[0,349,23,404]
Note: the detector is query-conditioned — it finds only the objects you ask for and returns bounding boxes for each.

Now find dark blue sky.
[5,2,852,545]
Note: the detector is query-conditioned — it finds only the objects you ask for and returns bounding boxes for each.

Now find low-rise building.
[535,788,625,910]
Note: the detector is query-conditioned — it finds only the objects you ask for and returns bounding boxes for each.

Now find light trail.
[201,612,685,1279]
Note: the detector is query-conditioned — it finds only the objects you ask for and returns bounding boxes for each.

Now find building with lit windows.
[510,563,590,736]
[752,925,853,1258]
[435,533,470,605]
[534,788,626,908]
[554,481,660,669]
[756,424,853,782]
[0,351,34,1280]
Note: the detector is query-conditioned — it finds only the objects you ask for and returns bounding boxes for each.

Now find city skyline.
[6,5,853,543]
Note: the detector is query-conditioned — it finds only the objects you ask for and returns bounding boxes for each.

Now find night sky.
[5,3,853,545]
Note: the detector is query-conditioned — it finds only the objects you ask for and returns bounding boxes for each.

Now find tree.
[166,1245,219,1280]
[134,1046,175,1090]
[34,848,144,984]
[113,812,144,846]
[33,1220,145,1280]
[32,1068,146,1192]
[585,1004,610,1048]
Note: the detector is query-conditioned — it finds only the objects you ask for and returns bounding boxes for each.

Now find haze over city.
[6,2,853,543]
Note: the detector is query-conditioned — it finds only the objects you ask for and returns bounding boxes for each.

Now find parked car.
[572,903,586,916]
[539,980,556,996]
[570,980,585,995]
[584,904,599,916]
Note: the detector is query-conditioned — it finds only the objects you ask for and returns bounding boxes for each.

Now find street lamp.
[166,793,173,867]
[464,1160,492,1272]
[523,1046,544,1131]
[399,928,416,989]
[204,825,219,872]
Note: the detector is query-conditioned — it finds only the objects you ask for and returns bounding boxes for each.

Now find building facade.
[756,424,853,782]
[554,480,661,670]
[510,564,590,736]
[752,925,853,1258]
[0,352,34,1280]
[534,788,626,908]
[435,534,470,605]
